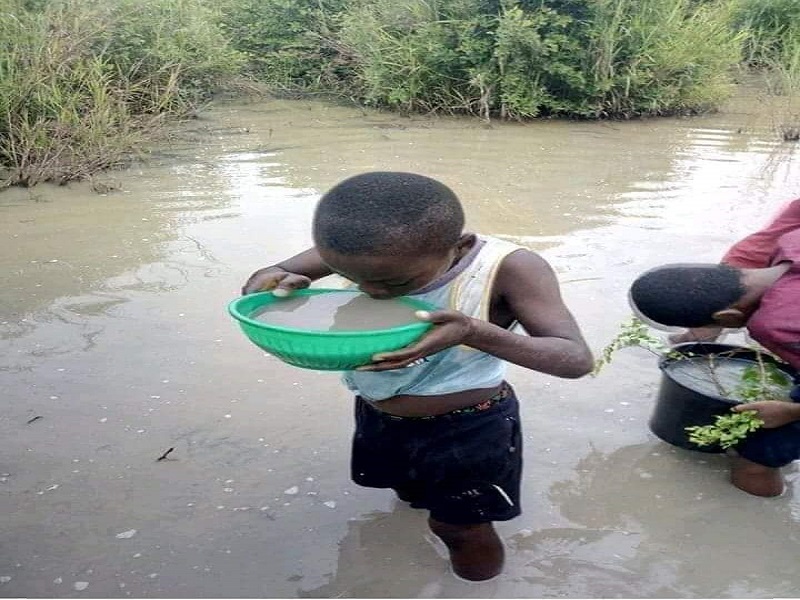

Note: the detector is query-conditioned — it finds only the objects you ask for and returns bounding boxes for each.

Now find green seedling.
[596,317,791,449]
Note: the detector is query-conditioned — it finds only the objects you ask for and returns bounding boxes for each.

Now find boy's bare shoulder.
[494,248,558,296]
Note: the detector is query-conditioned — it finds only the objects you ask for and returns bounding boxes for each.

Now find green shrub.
[217,0,350,87]
[734,0,800,67]
[582,0,742,117]
[0,0,242,187]
[333,0,742,118]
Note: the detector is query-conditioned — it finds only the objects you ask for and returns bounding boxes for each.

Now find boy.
[669,198,800,345]
[242,172,593,581]
[629,223,800,498]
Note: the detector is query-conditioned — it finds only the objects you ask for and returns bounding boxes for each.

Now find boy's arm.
[468,249,594,377]
[242,248,333,295]
[360,250,594,378]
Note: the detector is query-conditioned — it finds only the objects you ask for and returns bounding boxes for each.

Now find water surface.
[1,89,799,598]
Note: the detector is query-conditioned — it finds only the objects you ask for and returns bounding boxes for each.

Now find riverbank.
[2,0,798,188]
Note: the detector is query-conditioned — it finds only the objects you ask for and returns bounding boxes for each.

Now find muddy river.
[1,90,799,598]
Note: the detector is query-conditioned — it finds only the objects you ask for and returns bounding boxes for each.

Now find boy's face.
[318,248,454,299]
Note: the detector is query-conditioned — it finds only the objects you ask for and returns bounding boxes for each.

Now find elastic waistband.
[376,382,513,422]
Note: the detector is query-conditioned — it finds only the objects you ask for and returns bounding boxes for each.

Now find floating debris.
[53,577,62,584]
[0,576,11,584]
[26,415,43,425]
[284,486,299,496]
[323,501,336,509]
[156,447,175,461]
[74,581,89,591]
[115,530,137,539]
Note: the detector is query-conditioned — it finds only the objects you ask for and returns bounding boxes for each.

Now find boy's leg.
[728,391,800,497]
[728,454,784,497]
[419,387,523,580]
[428,518,504,581]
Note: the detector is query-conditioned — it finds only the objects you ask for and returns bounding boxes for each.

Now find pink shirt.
[722,199,800,268]
[747,228,800,370]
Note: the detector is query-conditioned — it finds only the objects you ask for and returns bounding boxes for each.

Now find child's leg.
[728,408,800,497]
[428,518,504,581]
[728,454,784,497]
[420,388,522,580]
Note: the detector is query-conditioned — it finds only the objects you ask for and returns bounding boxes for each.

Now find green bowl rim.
[228,288,436,337]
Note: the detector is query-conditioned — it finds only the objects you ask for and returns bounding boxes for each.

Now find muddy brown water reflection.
[1,90,799,598]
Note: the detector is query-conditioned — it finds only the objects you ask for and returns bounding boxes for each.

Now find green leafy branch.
[734,353,791,403]
[593,316,681,375]
[685,411,763,449]
[595,316,792,450]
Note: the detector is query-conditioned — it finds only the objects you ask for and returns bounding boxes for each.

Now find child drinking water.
[242,171,593,581]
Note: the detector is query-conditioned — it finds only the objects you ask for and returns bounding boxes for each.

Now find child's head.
[629,263,747,329]
[313,172,466,298]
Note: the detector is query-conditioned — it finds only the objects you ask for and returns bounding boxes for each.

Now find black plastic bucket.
[649,342,797,453]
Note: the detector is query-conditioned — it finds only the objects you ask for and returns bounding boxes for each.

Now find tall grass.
[584,0,743,117]
[734,0,800,67]
[0,0,242,188]
[761,35,800,141]
[733,0,800,141]
[332,0,742,118]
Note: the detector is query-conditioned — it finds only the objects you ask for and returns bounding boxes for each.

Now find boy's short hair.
[312,172,465,256]
[629,264,746,328]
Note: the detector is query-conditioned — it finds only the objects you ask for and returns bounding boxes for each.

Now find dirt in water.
[1,88,799,598]
[252,293,421,331]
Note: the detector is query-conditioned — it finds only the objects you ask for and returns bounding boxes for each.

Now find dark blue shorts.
[351,384,523,525]
[736,385,800,468]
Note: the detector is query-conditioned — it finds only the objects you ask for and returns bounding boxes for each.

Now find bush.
[734,0,800,67]
[333,0,741,118]
[0,0,243,187]
[217,0,350,87]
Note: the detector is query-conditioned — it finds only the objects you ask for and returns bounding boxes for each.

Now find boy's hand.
[241,268,311,296]
[732,401,800,428]
[356,310,475,371]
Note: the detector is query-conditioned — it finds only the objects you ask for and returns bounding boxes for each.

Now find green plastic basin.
[228,289,436,371]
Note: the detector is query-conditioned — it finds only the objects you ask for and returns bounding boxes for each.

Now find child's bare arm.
[359,250,594,377]
[470,249,593,377]
[241,248,333,295]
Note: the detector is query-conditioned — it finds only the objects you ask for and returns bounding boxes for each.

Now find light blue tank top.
[343,235,523,401]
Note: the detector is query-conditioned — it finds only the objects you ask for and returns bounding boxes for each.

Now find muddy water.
[667,357,795,401]
[1,90,799,598]
[253,294,420,331]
